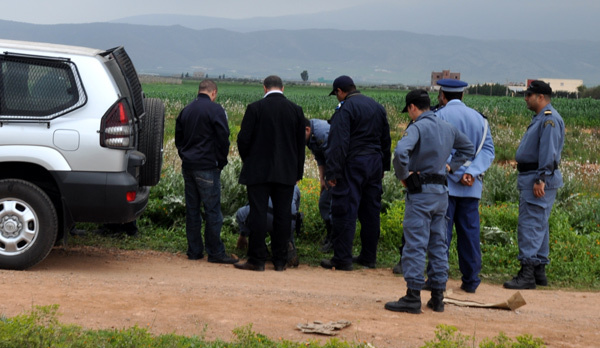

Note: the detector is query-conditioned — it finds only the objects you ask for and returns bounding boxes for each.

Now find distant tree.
[301,70,309,82]
[185,73,190,78]
[180,73,184,79]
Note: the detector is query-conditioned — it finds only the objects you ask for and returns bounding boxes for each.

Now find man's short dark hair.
[442,90,463,101]
[304,117,311,128]
[339,84,357,94]
[198,79,217,93]
[263,75,283,89]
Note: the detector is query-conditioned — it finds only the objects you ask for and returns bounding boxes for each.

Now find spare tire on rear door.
[139,98,165,187]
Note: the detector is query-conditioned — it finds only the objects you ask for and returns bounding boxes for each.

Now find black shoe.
[320,240,333,253]
[274,264,286,272]
[234,261,265,271]
[385,289,422,314]
[460,283,477,293]
[504,264,536,289]
[352,256,376,269]
[286,242,299,268]
[392,261,403,275]
[320,259,353,271]
[534,264,548,286]
[426,289,445,312]
[187,254,204,260]
[422,282,432,291]
[70,228,87,236]
[208,254,239,264]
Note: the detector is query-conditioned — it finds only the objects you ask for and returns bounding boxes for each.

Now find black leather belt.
[517,162,538,172]
[420,174,447,185]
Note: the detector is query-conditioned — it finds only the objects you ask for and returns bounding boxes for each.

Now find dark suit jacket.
[237,92,306,186]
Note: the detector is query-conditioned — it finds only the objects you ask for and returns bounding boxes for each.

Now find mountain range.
[1,17,599,85]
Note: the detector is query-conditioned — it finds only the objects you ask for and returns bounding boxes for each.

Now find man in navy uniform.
[433,79,495,293]
[305,118,334,252]
[385,90,473,314]
[321,75,391,271]
[504,80,564,289]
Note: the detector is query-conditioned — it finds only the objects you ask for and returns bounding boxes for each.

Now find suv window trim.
[0,52,87,122]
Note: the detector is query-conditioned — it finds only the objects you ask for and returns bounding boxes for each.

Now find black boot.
[534,264,548,286]
[392,259,402,275]
[427,289,444,312]
[385,289,421,314]
[503,264,536,289]
[320,220,333,253]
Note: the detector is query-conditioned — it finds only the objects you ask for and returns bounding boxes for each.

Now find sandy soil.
[1,246,598,348]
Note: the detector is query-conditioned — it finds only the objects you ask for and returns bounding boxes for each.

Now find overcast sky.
[4,0,366,23]
[3,0,599,41]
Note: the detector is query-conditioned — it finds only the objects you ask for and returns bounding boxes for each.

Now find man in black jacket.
[235,75,306,272]
[175,79,238,264]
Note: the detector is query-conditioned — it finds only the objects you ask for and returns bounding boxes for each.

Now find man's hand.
[460,173,474,186]
[320,178,328,192]
[327,179,337,187]
[533,181,546,198]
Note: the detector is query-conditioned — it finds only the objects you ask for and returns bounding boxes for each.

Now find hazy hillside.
[1,20,599,85]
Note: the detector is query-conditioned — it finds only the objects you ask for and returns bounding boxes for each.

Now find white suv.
[0,39,164,269]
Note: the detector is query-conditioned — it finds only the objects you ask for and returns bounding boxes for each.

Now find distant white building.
[531,78,583,93]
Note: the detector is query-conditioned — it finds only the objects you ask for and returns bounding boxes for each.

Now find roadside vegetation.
[0,306,546,348]
[42,80,598,347]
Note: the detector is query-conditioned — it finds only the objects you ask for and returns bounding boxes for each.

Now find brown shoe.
[234,261,265,271]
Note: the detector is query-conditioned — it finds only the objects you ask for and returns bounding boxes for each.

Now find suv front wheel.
[0,179,58,270]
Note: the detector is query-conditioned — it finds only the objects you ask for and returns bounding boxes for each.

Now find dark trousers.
[330,154,383,265]
[446,196,482,290]
[246,183,294,267]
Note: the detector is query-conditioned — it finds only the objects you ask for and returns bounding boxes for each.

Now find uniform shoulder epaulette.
[478,111,488,119]
[544,110,552,116]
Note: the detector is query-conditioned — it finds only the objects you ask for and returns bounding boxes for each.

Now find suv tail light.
[100,98,135,149]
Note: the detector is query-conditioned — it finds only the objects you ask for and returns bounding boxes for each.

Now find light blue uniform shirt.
[435,99,495,199]
[515,103,564,190]
[393,110,474,193]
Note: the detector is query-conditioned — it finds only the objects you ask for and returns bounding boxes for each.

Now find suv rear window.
[0,55,86,120]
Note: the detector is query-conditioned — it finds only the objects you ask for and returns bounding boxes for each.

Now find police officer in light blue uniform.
[504,80,564,290]
[305,118,333,252]
[385,90,474,314]
[433,79,495,293]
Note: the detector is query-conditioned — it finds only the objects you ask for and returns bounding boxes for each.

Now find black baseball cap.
[525,80,552,95]
[401,89,430,113]
[329,75,355,96]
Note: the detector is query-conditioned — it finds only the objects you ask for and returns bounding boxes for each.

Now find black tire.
[139,98,165,186]
[0,179,58,270]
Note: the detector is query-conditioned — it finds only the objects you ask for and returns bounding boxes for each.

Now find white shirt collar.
[264,90,284,98]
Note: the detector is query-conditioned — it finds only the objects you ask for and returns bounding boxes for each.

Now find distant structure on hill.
[431,70,461,88]
[531,78,584,94]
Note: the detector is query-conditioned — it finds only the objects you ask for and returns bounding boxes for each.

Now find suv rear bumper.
[52,171,149,223]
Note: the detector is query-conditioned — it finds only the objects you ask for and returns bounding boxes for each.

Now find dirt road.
[1,246,598,347]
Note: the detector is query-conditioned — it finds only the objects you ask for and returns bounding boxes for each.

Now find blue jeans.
[182,168,225,259]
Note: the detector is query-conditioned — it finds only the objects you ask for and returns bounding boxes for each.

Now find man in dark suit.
[234,75,306,272]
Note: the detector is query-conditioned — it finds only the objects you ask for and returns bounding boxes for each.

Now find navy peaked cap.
[437,79,468,92]
[329,75,355,96]
[525,80,552,95]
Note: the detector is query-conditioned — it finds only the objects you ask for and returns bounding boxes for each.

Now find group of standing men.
[174,75,565,313]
